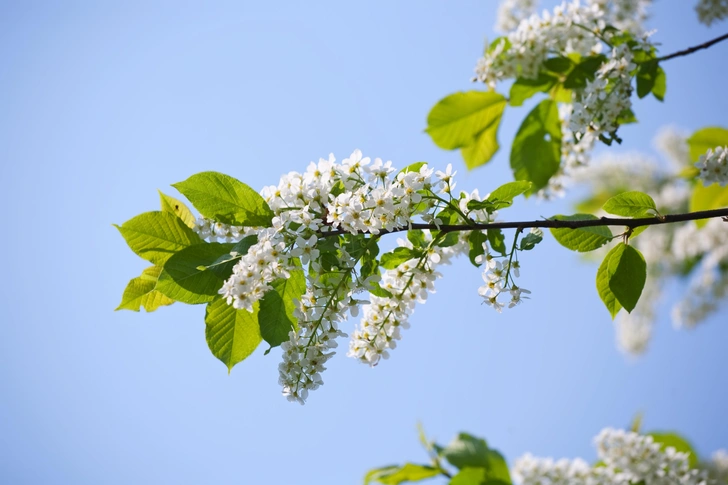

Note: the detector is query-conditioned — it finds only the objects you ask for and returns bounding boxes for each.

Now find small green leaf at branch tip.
[549,214,612,252]
[159,190,196,228]
[205,297,262,372]
[115,211,203,266]
[172,171,274,227]
[363,463,441,485]
[602,191,658,218]
[686,126,728,162]
[519,230,543,251]
[468,231,488,267]
[488,229,507,256]
[510,99,562,193]
[425,91,507,169]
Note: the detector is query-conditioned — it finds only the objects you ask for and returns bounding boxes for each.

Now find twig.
[320,207,728,238]
[658,32,728,62]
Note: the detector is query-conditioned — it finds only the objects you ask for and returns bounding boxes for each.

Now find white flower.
[696,146,728,187]
[695,0,728,25]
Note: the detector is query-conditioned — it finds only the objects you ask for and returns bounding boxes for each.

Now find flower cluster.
[218,228,292,312]
[513,428,709,485]
[203,151,532,403]
[348,232,467,366]
[695,0,728,26]
[696,146,728,187]
[569,44,635,143]
[476,234,533,312]
[279,278,352,404]
[475,1,607,89]
[479,1,658,198]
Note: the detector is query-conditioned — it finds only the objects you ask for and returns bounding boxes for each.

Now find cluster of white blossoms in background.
[571,127,728,356]
[200,151,534,403]
[513,428,710,485]
[493,0,652,36]
[695,0,728,26]
[478,1,657,199]
[569,43,635,143]
[494,0,538,33]
[696,146,728,187]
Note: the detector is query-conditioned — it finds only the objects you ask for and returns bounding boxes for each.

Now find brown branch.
[320,207,728,238]
[657,32,728,62]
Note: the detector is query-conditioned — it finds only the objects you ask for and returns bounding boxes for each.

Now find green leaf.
[369,281,394,298]
[116,266,175,312]
[467,200,496,213]
[652,66,666,101]
[487,181,532,209]
[364,464,441,485]
[596,245,623,319]
[519,230,543,251]
[439,434,490,470]
[649,433,699,468]
[156,243,234,304]
[510,99,562,193]
[439,434,512,484]
[544,56,574,73]
[468,231,488,266]
[205,296,262,372]
[563,55,606,89]
[407,230,428,249]
[450,467,511,485]
[608,244,647,313]
[398,162,427,175]
[602,191,658,217]
[686,127,728,162]
[425,91,507,169]
[636,61,658,99]
[381,247,421,269]
[487,229,507,256]
[115,211,203,266]
[549,214,613,252]
[172,171,274,227]
[509,73,557,107]
[206,235,258,279]
[159,190,196,228]
[689,183,728,228]
[258,260,306,348]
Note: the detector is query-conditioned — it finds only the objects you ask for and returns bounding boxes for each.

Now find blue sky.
[1,1,726,483]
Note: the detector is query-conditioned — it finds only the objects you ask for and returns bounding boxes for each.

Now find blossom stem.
[503,227,523,288]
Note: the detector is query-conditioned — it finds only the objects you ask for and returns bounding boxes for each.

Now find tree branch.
[320,207,728,237]
[658,32,728,62]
